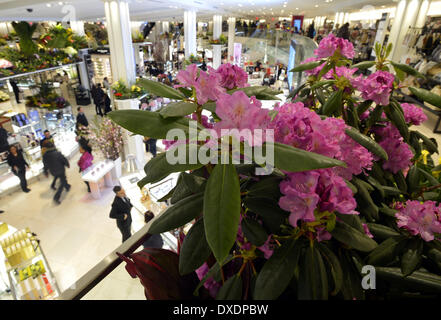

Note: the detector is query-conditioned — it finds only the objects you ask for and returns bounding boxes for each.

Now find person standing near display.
[103,92,112,115]
[77,145,93,193]
[42,142,70,205]
[109,186,133,243]
[0,124,10,153]
[76,107,89,129]
[103,77,110,95]
[9,80,20,104]
[40,130,54,155]
[95,84,105,117]
[337,23,350,40]
[143,136,157,158]
[7,145,30,193]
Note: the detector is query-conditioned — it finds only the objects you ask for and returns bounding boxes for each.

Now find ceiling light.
[296,8,299,10]
[58,1,63,5]
[46,3,52,7]
[238,3,243,6]
[283,4,287,7]
[315,4,319,7]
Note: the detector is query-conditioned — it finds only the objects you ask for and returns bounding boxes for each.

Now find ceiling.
[0,0,397,22]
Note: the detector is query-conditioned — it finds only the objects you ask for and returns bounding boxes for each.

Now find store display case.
[0,224,60,300]
[90,54,113,85]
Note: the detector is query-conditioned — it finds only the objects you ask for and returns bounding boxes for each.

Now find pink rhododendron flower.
[355,71,394,106]
[316,227,332,242]
[395,200,441,242]
[314,33,355,59]
[363,223,374,239]
[195,263,221,298]
[374,124,413,174]
[279,169,358,229]
[401,103,427,126]
[215,63,249,89]
[214,91,270,146]
[236,218,274,259]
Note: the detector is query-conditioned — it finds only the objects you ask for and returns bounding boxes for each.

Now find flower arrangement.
[209,34,228,45]
[132,31,145,43]
[109,35,441,300]
[87,117,123,161]
[25,83,70,110]
[0,90,9,102]
[111,80,146,100]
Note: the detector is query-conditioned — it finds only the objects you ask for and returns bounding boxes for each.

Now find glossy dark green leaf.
[401,238,423,277]
[204,164,241,264]
[366,223,400,241]
[310,80,335,90]
[331,220,378,252]
[367,236,406,265]
[352,178,379,220]
[108,110,203,139]
[379,203,398,217]
[352,60,376,70]
[409,87,441,109]
[138,78,185,100]
[322,89,343,116]
[315,88,326,105]
[243,197,288,234]
[407,165,421,194]
[393,171,408,193]
[345,127,388,161]
[412,130,439,154]
[365,105,384,129]
[159,101,198,118]
[149,193,204,234]
[216,275,243,300]
[382,186,402,196]
[390,61,425,79]
[179,219,212,275]
[384,103,410,141]
[271,142,346,172]
[247,176,283,199]
[202,101,216,113]
[229,86,281,100]
[290,61,323,72]
[418,167,439,187]
[318,244,343,296]
[356,100,373,116]
[141,151,203,186]
[376,267,441,293]
[366,176,385,198]
[241,218,268,247]
[298,245,328,300]
[254,239,301,300]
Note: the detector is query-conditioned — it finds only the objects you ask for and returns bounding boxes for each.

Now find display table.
[0,223,60,300]
[81,160,115,199]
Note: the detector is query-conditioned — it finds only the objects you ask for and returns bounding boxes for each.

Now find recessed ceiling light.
[58,1,63,5]
[46,3,52,7]
[283,4,287,7]
[238,3,243,6]
[296,8,299,10]
[315,4,319,7]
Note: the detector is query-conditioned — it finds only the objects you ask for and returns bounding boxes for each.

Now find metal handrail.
[59,223,153,300]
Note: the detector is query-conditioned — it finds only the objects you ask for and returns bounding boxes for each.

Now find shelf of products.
[0,223,60,300]
[90,54,113,85]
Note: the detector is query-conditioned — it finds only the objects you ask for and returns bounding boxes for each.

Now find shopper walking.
[103,92,112,115]
[77,146,93,193]
[95,84,105,117]
[76,107,89,129]
[7,145,30,193]
[10,80,20,104]
[307,22,315,39]
[42,142,71,205]
[90,84,103,116]
[337,23,350,40]
[109,186,133,243]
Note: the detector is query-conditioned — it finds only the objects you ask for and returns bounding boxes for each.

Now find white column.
[334,13,340,29]
[184,10,197,58]
[103,0,136,85]
[338,12,345,26]
[212,15,222,69]
[70,20,85,36]
[227,17,236,64]
[162,21,170,34]
[388,0,408,60]
[391,0,421,62]
[416,0,431,28]
[343,13,350,24]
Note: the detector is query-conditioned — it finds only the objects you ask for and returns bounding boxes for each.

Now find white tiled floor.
[0,95,441,300]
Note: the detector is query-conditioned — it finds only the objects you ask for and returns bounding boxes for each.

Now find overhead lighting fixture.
[315,4,319,7]
[238,3,243,6]
[58,1,63,5]
[296,8,299,10]
[46,3,52,7]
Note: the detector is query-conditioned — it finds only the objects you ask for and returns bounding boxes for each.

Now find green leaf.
[379,204,398,217]
[149,193,204,234]
[298,245,328,300]
[193,255,234,296]
[318,244,343,296]
[241,218,268,247]
[352,60,376,70]
[365,105,384,129]
[290,61,323,72]
[272,142,346,172]
[407,165,421,194]
[317,62,333,80]
[179,219,212,275]
[401,238,423,277]
[204,164,241,264]
[412,130,439,154]
[393,170,408,193]
[418,168,439,187]
[229,86,281,100]
[335,212,364,233]
[390,61,425,79]
[409,87,441,109]
[288,83,306,99]
[310,80,336,90]
[352,178,379,220]
[382,186,402,196]
[177,87,193,97]
[376,267,441,293]
[247,176,282,199]
[321,90,343,116]
[159,101,198,118]
[202,101,216,113]
[254,239,301,300]
[356,100,373,116]
[345,180,357,194]
[315,88,326,105]
[141,151,203,186]
[137,78,185,100]
[384,103,410,142]
[345,127,388,161]
[216,275,243,300]
[367,236,406,265]
[108,110,203,139]
[366,176,385,198]
[243,197,288,234]
[366,223,400,241]
[331,220,378,252]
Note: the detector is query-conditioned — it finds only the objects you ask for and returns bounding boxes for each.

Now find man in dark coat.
[0,124,10,153]
[337,23,350,40]
[95,84,105,117]
[43,142,70,204]
[109,186,133,243]
[10,80,20,104]
[7,145,30,193]
[76,107,89,129]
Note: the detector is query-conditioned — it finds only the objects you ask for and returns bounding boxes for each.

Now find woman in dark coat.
[7,145,30,193]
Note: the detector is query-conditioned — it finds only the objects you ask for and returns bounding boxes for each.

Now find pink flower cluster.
[401,103,427,125]
[374,124,413,174]
[215,63,249,89]
[314,33,355,59]
[395,200,441,242]
[214,91,270,146]
[236,219,274,259]
[269,102,373,179]
[302,57,325,77]
[176,64,225,105]
[195,263,221,298]
[353,71,395,106]
[279,169,358,231]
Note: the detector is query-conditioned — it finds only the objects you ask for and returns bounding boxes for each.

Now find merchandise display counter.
[0,223,60,300]
[81,160,115,199]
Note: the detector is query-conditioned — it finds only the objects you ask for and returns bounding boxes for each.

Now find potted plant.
[109,36,441,300]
